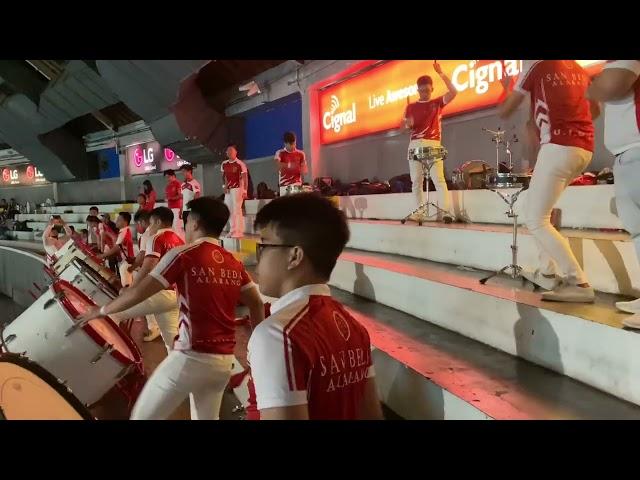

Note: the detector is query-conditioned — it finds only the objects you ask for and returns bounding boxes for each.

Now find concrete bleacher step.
[332,288,640,419]
[346,220,638,297]
[328,248,640,407]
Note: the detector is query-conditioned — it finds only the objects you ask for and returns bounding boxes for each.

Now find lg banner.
[1,164,49,187]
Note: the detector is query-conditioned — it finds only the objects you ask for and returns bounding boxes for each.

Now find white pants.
[407,139,451,214]
[118,261,133,288]
[132,270,158,331]
[224,188,245,237]
[525,143,592,285]
[110,289,179,353]
[280,183,302,197]
[131,350,234,420]
[614,147,640,273]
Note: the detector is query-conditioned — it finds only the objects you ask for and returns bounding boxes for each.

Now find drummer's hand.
[79,306,102,323]
[127,265,135,273]
[242,190,248,200]
[433,61,443,75]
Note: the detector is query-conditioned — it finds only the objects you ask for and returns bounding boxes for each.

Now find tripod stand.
[479,187,526,285]
[401,153,451,226]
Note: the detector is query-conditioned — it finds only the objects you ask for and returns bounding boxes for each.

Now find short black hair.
[187,197,229,237]
[283,131,296,144]
[254,193,350,279]
[81,229,88,235]
[69,226,76,232]
[180,164,193,172]
[164,169,176,177]
[149,206,173,226]
[118,211,132,225]
[86,215,99,224]
[226,143,238,150]
[417,75,433,87]
[134,209,151,224]
[143,180,153,190]
[89,206,99,212]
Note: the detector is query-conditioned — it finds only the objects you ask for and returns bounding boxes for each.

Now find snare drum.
[58,257,119,306]
[0,354,94,420]
[284,184,303,196]
[409,146,448,161]
[2,280,143,406]
[487,172,532,189]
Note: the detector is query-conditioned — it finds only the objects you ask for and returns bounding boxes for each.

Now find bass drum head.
[0,354,93,420]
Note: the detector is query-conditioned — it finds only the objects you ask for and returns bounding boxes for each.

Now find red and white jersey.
[515,60,595,152]
[248,284,375,420]
[146,190,157,211]
[602,60,640,156]
[138,229,151,253]
[275,148,306,187]
[145,228,184,259]
[150,237,255,354]
[404,96,448,141]
[115,227,134,261]
[165,179,182,210]
[221,159,247,189]
[100,222,117,252]
[181,179,201,212]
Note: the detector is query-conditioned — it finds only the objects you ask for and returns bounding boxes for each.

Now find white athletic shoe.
[541,284,595,303]
[522,268,559,291]
[615,298,640,315]
[143,325,161,342]
[623,314,640,330]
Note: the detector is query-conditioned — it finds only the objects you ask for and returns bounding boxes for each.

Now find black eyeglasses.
[255,242,295,262]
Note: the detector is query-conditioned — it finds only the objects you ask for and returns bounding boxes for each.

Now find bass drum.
[0,354,93,420]
[452,160,494,190]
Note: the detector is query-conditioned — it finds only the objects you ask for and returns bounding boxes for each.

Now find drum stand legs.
[401,160,452,226]
[479,189,525,285]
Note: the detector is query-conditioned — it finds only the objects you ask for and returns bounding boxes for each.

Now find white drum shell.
[57,262,116,307]
[2,287,130,406]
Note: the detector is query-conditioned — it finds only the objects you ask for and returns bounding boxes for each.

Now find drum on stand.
[486,172,532,189]
[1,279,144,407]
[284,184,304,196]
[58,257,119,306]
[0,353,93,420]
[409,146,448,161]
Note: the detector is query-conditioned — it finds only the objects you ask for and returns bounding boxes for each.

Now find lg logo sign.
[134,147,154,168]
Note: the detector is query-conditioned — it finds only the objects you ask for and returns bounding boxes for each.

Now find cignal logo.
[452,60,523,95]
[323,95,357,133]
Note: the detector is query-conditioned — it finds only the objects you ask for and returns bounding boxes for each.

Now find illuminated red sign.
[0,163,49,187]
[317,60,604,145]
[126,141,190,175]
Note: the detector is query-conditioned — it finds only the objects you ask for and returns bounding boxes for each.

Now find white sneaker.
[615,298,640,314]
[143,325,161,342]
[522,268,559,291]
[541,284,595,303]
[622,314,640,330]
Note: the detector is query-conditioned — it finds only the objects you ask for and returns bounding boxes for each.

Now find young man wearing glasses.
[248,193,383,420]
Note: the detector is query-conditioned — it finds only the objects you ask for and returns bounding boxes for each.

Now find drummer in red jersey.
[79,198,264,420]
[248,193,383,420]
[98,212,135,287]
